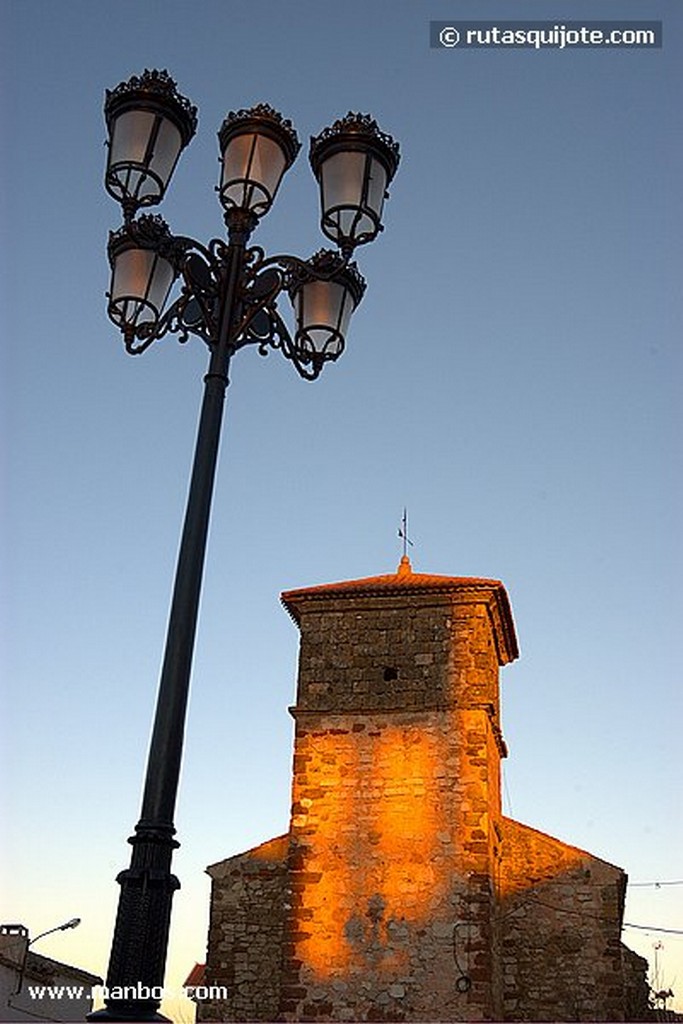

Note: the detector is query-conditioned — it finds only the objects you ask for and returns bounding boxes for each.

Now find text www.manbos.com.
[28,982,229,1001]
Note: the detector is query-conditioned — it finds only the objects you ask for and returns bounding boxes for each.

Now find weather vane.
[398,507,414,559]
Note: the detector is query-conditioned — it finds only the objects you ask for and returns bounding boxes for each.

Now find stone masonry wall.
[281,708,483,1020]
[200,570,648,1021]
[277,589,508,1021]
[200,836,289,1022]
[621,944,651,1021]
[293,597,453,713]
[450,598,507,1017]
[498,818,627,1021]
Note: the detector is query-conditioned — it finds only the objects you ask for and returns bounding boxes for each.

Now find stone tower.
[201,560,645,1022]
[277,556,517,1021]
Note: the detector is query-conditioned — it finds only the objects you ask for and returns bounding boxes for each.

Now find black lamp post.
[91,69,399,1022]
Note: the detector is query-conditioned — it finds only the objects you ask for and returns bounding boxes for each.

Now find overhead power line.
[629,880,683,888]
[623,923,683,935]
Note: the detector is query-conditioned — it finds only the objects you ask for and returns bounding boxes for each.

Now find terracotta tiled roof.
[281,557,519,662]
[183,962,206,989]
[283,555,505,604]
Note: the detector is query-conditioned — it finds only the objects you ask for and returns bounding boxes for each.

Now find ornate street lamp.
[309,112,400,256]
[217,103,300,217]
[288,250,366,370]
[106,216,181,337]
[104,69,197,220]
[91,69,399,1022]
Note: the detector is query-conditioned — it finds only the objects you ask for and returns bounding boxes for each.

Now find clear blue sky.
[2,0,681,1018]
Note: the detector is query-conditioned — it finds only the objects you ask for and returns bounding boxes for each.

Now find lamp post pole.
[90,217,250,1024]
[92,69,399,1022]
[135,211,253,837]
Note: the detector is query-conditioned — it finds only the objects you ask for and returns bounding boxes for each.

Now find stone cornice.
[281,562,519,665]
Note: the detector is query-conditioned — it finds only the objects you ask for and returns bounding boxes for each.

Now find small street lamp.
[4,918,82,997]
[91,69,399,1022]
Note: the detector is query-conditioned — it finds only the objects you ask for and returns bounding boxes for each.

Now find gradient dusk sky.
[2,0,681,1019]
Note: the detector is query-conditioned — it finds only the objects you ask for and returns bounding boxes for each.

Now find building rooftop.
[281,556,519,663]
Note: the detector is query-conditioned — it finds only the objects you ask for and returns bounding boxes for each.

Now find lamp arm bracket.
[122,233,231,354]
[229,246,356,380]
[249,247,352,282]
[231,245,351,343]
[231,248,323,378]
[118,235,346,383]
[133,239,301,356]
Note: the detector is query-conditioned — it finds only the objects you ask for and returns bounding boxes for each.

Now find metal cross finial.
[398,507,414,559]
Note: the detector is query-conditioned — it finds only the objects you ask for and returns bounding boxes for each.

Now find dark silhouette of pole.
[89,218,251,1023]
[96,70,398,1023]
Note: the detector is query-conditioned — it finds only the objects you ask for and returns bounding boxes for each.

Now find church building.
[198,558,649,1021]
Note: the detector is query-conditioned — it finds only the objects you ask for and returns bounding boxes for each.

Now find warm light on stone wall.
[200,565,648,1022]
[288,722,448,978]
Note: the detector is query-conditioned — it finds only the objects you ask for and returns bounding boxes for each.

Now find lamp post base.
[86,829,180,1023]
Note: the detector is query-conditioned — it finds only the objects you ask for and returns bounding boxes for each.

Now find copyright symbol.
[439,26,460,47]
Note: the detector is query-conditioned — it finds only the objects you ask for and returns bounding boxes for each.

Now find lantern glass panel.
[109,246,175,329]
[366,155,388,220]
[295,278,354,358]
[320,150,387,246]
[220,132,287,214]
[323,150,365,209]
[108,110,182,205]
